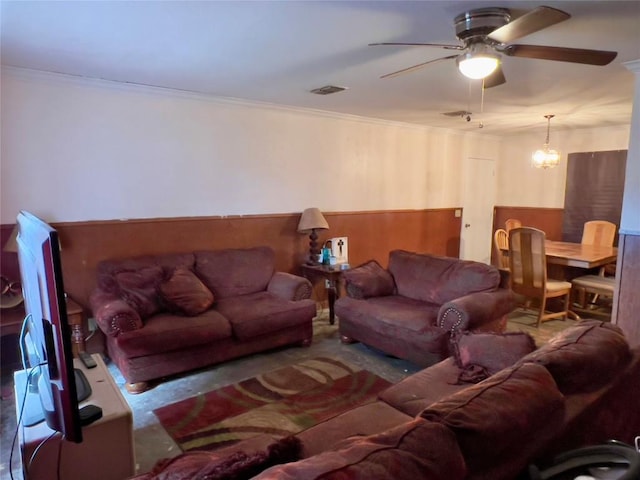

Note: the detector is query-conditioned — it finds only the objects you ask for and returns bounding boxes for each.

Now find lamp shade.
[3,225,18,253]
[297,208,329,233]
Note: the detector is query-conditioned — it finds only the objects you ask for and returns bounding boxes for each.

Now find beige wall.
[0,67,631,225]
[497,125,631,208]
[1,67,500,223]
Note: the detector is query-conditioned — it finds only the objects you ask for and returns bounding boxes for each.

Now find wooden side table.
[1,299,84,352]
[300,264,349,325]
[0,304,26,338]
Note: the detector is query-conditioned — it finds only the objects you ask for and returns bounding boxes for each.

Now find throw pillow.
[342,260,395,299]
[115,265,164,319]
[159,267,215,316]
[453,331,536,383]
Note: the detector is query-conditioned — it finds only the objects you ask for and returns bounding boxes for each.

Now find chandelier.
[532,115,560,169]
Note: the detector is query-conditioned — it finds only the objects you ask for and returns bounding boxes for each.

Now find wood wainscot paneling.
[10,208,461,312]
[613,233,640,346]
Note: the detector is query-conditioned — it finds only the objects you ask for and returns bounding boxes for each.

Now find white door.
[460,157,496,263]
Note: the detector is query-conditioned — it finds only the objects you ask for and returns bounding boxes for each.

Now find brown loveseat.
[90,246,317,392]
[335,250,517,365]
[134,320,640,480]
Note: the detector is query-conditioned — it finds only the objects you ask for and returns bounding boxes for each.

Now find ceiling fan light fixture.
[532,115,560,169]
[456,43,500,79]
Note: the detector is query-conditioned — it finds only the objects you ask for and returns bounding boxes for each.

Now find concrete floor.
[0,306,587,480]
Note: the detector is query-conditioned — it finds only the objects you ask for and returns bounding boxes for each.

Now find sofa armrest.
[267,272,313,301]
[437,289,517,335]
[89,290,143,337]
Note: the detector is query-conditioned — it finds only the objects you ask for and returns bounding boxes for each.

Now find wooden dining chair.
[494,228,509,269]
[509,227,572,328]
[581,220,616,247]
[505,218,522,232]
[572,220,617,308]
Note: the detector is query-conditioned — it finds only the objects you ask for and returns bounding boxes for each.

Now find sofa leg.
[125,381,149,394]
[340,335,355,344]
[300,338,312,347]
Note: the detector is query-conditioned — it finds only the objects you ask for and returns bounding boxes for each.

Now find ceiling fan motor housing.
[454,8,511,42]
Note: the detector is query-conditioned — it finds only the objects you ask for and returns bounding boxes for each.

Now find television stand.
[14,354,135,480]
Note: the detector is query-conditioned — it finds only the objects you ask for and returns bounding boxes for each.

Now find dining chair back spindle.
[494,229,510,269]
[509,227,573,328]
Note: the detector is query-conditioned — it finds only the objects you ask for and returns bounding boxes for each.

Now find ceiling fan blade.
[502,44,617,65]
[380,55,458,79]
[484,65,506,88]
[369,42,463,50]
[488,6,570,44]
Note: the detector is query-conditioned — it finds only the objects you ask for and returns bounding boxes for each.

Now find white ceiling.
[2,1,639,135]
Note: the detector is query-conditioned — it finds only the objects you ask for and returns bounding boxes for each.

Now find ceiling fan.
[370,5,617,88]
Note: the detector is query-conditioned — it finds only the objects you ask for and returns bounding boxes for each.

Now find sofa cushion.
[113,309,232,357]
[342,260,395,299]
[520,320,632,394]
[297,401,413,458]
[453,331,537,383]
[115,265,164,319]
[378,357,469,417]
[254,419,467,480]
[194,247,275,299]
[159,267,215,316]
[388,250,500,304]
[420,362,565,478]
[216,292,317,341]
[336,295,441,333]
[133,436,301,480]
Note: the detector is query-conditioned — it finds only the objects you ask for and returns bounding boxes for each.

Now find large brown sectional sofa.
[90,246,317,392]
[133,320,640,480]
[335,250,517,365]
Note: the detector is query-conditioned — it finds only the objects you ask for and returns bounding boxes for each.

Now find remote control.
[79,404,103,426]
[79,351,97,369]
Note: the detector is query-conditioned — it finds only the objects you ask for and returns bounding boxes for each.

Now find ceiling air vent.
[442,110,472,117]
[310,85,347,95]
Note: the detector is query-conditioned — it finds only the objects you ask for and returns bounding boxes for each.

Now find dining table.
[543,240,618,269]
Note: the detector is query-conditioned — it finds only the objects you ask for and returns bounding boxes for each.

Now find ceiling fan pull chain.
[479,80,485,129]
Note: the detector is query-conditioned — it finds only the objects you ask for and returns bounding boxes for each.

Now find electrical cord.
[26,431,58,477]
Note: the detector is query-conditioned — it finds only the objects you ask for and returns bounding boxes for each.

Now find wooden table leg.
[327,284,336,325]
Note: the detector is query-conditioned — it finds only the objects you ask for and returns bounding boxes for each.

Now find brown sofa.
[335,250,517,366]
[90,246,317,392]
[133,320,640,479]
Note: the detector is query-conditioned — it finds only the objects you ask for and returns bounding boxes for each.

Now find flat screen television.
[15,210,91,443]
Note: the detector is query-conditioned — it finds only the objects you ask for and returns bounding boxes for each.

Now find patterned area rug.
[153,357,392,453]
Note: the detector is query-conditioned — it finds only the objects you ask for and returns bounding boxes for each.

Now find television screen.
[16,211,85,442]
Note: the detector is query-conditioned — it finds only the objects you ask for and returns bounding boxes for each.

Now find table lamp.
[1,225,23,308]
[297,208,329,264]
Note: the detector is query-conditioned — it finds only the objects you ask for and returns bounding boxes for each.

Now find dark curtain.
[562,150,627,244]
